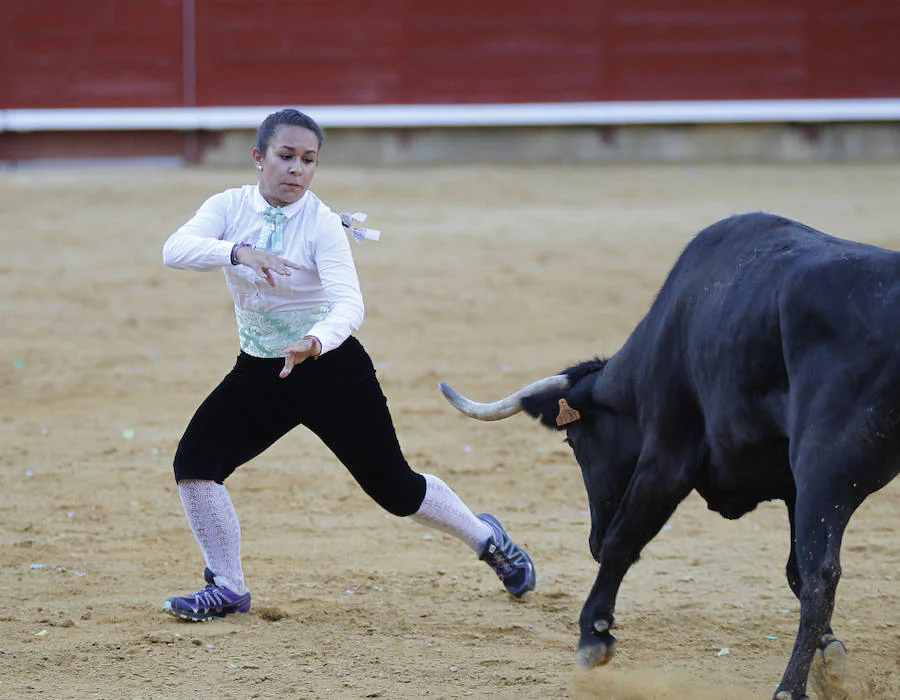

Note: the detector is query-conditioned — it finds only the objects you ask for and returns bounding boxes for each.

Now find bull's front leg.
[575,459,695,669]
[575,568,619,667]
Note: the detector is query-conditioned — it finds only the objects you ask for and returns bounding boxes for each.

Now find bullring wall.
[2,1,899,165]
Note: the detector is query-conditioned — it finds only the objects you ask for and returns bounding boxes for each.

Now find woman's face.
[251,125,319,207]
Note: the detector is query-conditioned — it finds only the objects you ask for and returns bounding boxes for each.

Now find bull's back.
[638,211,900,357]
[628,212,830,367]
[619,212,900,449]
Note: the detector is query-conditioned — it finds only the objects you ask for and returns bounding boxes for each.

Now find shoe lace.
[190,585,228,611]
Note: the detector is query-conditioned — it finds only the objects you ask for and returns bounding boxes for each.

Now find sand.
[1,162,897,699]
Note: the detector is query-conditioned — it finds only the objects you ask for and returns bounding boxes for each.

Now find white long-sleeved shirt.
[162,185,364,358]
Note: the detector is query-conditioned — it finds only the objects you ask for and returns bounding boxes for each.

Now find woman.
[161,108,535,621]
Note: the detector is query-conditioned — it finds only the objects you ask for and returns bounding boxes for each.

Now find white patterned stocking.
[177,479,248,595]
[410,474,493,554]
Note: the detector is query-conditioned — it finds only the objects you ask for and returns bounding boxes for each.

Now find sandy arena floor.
[1,163,898,699]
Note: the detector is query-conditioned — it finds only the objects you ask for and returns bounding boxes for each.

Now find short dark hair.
[255,108,325,155]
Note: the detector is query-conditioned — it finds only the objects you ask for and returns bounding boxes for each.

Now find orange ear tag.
[556,398,581,427]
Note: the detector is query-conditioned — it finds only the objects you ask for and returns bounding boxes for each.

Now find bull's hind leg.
[774,481,856,700]
[784,500,849,700]
[808,634,850,700]
[575,448,697,669]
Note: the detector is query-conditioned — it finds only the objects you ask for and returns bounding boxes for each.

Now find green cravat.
[258,206,284,253]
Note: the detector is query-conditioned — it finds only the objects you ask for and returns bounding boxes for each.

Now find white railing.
[3,99,900,132]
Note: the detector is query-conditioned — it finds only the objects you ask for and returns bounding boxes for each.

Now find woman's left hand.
[235,246,302,287]
[280,336,322,378]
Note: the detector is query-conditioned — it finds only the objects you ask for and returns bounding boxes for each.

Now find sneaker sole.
[162,599,250,622]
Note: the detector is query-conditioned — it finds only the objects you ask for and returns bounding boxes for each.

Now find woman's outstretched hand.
[280,336,322,378]
[234,246,302,287]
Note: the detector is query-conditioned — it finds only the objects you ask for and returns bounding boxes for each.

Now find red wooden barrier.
[3,1,899,109]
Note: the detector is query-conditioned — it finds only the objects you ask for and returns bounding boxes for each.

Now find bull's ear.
[521,392,578,430]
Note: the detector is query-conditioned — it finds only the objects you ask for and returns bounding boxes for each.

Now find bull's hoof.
[809,638,849,700]
[575,638,616,669]
[773,693,808,700]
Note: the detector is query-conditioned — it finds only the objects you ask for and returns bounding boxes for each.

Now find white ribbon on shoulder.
[339,212,381,242]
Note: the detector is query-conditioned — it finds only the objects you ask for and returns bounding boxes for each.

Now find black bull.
[440,212,898,700]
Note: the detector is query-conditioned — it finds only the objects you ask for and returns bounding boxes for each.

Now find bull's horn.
[439,375,570,421]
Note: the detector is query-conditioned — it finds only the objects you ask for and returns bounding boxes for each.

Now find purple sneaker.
[478,513,536,598]
[163,568,251,621]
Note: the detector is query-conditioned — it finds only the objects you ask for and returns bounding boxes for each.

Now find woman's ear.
[250,146,264,170]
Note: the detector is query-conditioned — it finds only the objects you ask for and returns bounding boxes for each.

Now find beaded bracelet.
[230,241,253,265]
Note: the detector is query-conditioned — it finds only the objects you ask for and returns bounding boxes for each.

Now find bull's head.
[440,359,641,561]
